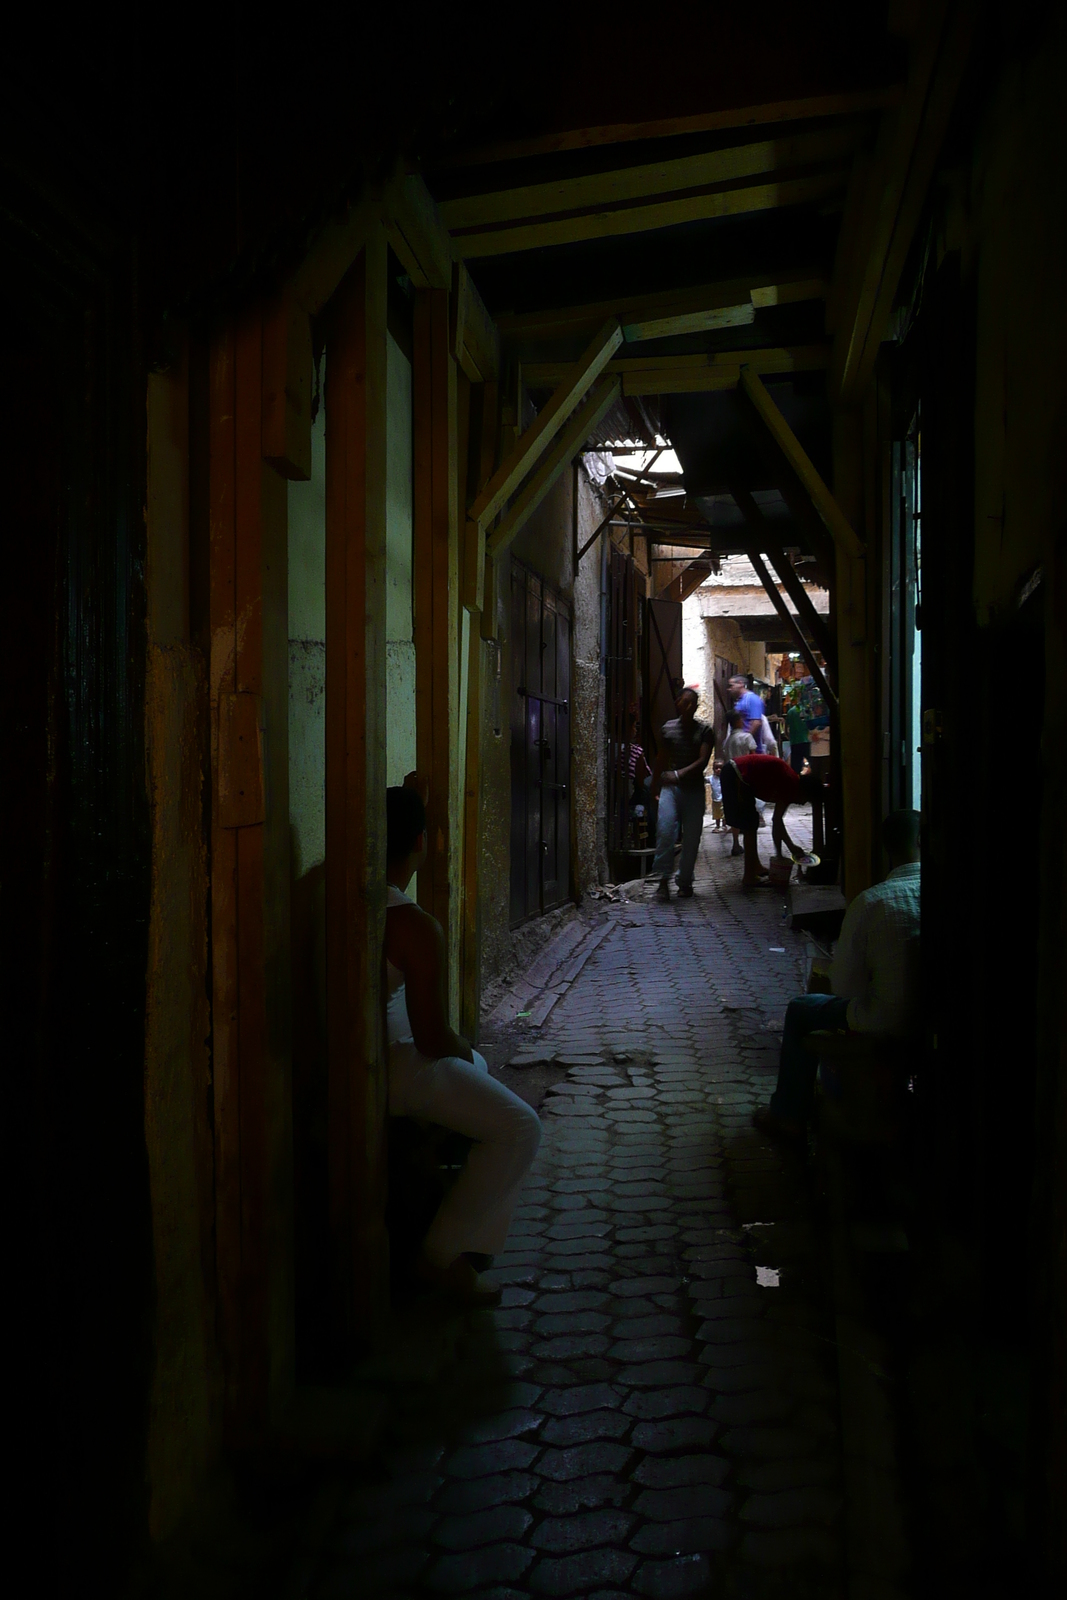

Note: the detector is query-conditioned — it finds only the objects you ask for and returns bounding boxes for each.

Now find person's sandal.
[655,879,670,900]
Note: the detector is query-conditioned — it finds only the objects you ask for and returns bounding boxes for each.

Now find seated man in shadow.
[753,808,921,1141]
[384,779,541,1307]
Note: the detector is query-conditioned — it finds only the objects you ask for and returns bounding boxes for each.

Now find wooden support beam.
[525,345,829,396]
[262,293,313,480]
[730,485,836,663]
[487,377,621,560]
[433,85,904,168]
[443,125,859,234]
[470,320,622,529]
[656,559,713,604]
[461,380,499,614]
[413,288,461,1017]
[739,366,865,559]
[450,171,847,258]
[829,1,973,403]
[325,231,390,1346]
[743,546,838,710]
[497,271,827,344]
[451,262,500,383]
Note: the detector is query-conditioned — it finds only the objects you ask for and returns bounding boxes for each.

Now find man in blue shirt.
[729,675,765,751]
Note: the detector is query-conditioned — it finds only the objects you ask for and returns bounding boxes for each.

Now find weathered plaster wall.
[143,359,219,1540]
[573,466,608,891]
[682,598,768,734]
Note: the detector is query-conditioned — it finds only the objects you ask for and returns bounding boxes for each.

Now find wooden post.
[413,288,461,1021]
[325,232,390,1344]
[208,306,294,1436]
[833,408,875,898]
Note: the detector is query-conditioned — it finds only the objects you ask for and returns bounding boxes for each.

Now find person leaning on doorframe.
[383,775,542,1306]
[751,809,921,1142]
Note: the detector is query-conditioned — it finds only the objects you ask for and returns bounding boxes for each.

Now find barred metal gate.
[509,562,572,925]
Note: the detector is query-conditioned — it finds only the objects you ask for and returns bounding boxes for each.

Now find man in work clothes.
[753,809,921,1140]
[651,685,714,900]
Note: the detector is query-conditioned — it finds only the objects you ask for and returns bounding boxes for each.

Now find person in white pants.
[384,778,541,1307]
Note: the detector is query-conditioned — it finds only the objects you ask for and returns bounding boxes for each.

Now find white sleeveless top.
[385,885,415,1046]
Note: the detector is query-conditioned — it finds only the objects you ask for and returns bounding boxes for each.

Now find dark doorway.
[509,561,572,925]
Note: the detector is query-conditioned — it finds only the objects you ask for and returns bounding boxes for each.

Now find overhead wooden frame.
[738,365,865,559]
[741,546,838,709]
[496,271,827,344]
[434,86,900,167]
[730,485,836,664]
[525,344,829,397]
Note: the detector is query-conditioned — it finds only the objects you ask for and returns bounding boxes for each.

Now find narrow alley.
[299,819,847,1600]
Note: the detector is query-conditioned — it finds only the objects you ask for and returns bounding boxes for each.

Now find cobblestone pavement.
[308,819,844,1600]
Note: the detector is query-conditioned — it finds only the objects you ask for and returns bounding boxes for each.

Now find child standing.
[710,763,724,828]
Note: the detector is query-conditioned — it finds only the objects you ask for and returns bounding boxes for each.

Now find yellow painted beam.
[442,124,860,232]
[451,171,846,258]
[523,345,829,396]
[487,377,621,560]
[739,366,865,560]
[470,320,622,529]
[496,271,826,343]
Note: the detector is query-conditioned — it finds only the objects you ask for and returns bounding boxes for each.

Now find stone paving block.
[444,1439,540,1477]
[617,1360,702,1387]
[739,1485,842,1526]
[740,1526,839,1567]
[527,1548,638,1595]
[534,1472,631,1514]
[632,1552,712,1597]
[546,1233,613,1255]
[608,1336,692,1362]
[545,1253,615,1274]
[530,1508,634,1552]
[500,1286,537,1309]
[532,1334,611,1360]
[435,1470,539,1514]
[540,1409,632,1445]
[721,1425,819,1458]
[630,1415,719,1453]
[493,1308,534,1331]
[432,1505,534,1549]
[535,1310,610,1336]
[633,1451,730,1488]
[459,1407,545,1444]
[623,1385,709,1419]
[611,1276,682,1297]
[611,1313,682,1338]
[634,1484,733,1521]
[534,1441,633,1480]
[427,1541,535,1591]
[630,1515,735,1555]
[540,1382,619,1416]
[534,1290,608,1315]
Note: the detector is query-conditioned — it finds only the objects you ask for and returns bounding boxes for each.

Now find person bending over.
[752,809,921,1140]
[721,750,824,886]
[650,685,714,901]
[384,780,541,1306]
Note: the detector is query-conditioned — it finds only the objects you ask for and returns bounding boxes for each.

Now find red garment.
[733,752,802,806]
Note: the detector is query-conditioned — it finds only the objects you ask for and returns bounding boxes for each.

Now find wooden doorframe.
[207,307,294,1436]
[324,232,390,1347]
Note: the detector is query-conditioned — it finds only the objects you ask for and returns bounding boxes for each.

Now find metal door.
[510,562,572,924]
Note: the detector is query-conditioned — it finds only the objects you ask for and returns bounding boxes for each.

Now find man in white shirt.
[752,809,921,1140]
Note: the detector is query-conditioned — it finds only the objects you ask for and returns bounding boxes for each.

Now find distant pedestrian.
[710,764,724,829]
[729,675,766,750]
[785,702,812,773]
[651,686,714,900]
[721,712,756,857]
